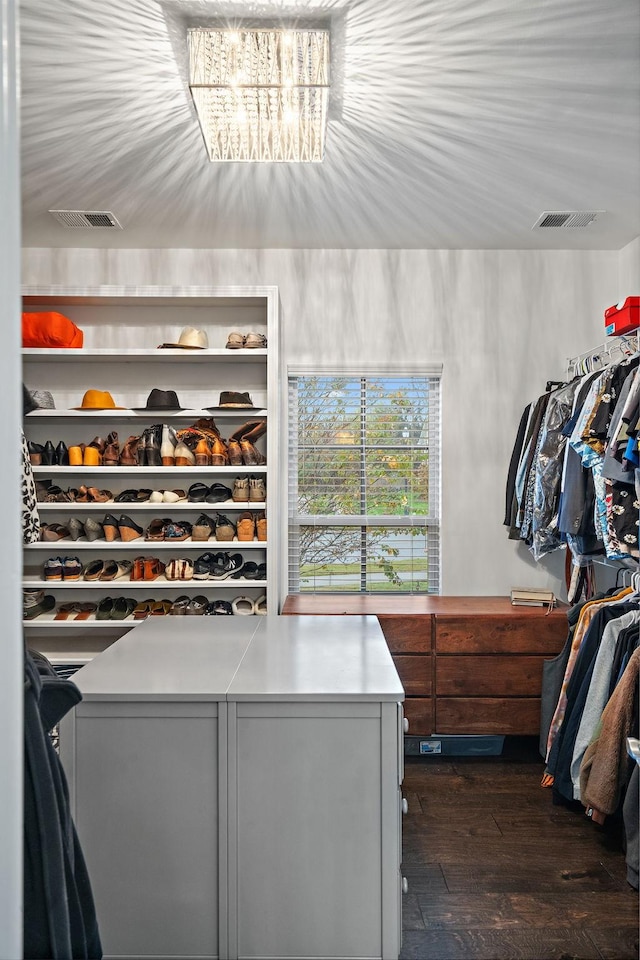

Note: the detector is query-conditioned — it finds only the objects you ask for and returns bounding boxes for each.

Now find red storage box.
[604,297,640,336]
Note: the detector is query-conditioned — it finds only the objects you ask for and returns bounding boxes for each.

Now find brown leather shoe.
[103,431,120,466]
[194,438,212,466]
[119,435,140,467]
[210,435,229,466]
[227,438,243,466]
[240,439,265,466]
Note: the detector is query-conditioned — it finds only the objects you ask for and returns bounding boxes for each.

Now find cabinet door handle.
[401,798,408,815]
[402,877,409,895]
[403,717,409,734]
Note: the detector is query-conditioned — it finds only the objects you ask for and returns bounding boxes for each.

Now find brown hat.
[74,389,125,410]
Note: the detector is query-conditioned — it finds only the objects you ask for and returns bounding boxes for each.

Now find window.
[288,372,441,594]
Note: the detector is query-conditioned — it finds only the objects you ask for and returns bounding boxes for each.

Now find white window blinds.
[288,373,441,594]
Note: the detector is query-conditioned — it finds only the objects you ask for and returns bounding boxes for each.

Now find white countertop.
[70,615,404,703]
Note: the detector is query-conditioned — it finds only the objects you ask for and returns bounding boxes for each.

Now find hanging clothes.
[24,650,102,959]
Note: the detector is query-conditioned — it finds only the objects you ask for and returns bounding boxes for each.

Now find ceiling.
[19,0,640,250]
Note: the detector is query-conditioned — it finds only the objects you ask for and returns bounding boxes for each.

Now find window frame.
[287,364,442,595]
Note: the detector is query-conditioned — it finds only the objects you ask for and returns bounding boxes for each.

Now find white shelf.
[33,465,267,475]
[23,348,267,362]
[37,501,266,511]
[24,617,141,630]
[23,578,268,589]
[27,539,268,549]
[26,408,267,419]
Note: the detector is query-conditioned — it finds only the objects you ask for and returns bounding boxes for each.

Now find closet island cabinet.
[59,615,406,960]
[22,286,280,664]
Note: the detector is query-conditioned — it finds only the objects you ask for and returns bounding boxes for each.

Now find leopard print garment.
[22,431,40,543]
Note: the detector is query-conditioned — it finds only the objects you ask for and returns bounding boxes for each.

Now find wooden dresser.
[282,596,568,736]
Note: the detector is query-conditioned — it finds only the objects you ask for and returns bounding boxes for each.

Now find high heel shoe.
[144,425,162,468]
[103,513,121,542]
[55,441,69,465]
[41,440,57,465]
[118,515,144,542]
[83,445,102,467]
[174,441,196,467]
[68,443,85,466]
[161,425,177,466]
[209,435,229,466]
[27,441,44,465]
[194,438,212,466]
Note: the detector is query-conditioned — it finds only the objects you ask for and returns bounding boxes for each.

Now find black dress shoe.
[27,440,44,465]
[55,441,69,465]
[41,440,57,465]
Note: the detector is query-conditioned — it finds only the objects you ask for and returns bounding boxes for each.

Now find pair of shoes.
[204,599,234,615]
[28,440,69,466]
[231,476,266,502]
[43,556,83,581]
[72,485,113,503]
[225,332,266,349]
[166,595,209,615]
[148,489,186,503]
[114,488,153,503]
[165,558,194,581]
[194,551,244,580]
[187,482,232,504]
[145,519,192,541]
[103,514,144,542]
[137,425,163,467]
[53,601,97,621]
[68,436,108,467]
[130,557,166,581]
[23,590,56,620]
[40,523,71,542]
[230,561,266,581]
[83,558,134,581]
[228,420,267,467]
[95,596,138,620]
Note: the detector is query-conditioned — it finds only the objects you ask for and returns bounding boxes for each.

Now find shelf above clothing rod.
[567,332,638,377]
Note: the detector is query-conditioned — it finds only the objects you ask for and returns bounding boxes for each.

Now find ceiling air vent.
[49,210,123,229]
[533,211,603,229]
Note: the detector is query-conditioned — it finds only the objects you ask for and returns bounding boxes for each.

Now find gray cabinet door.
[229,701,401,960]
[65,701,223,959]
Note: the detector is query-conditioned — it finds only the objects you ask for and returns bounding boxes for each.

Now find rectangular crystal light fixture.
[188,28,330,162]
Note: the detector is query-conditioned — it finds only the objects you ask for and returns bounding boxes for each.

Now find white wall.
[1,0,23,955]
[618,236,640,293]
[22,246,621,597]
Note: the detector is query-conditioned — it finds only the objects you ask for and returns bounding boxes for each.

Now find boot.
[145,425,162,468]
[103,431,120,466]
[120,436,140,467]
[161,425,177,466]
[210,434,229,466]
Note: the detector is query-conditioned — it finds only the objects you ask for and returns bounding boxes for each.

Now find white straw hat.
[158,327,209,350]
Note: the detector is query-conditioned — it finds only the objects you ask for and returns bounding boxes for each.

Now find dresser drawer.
[436,656,546,697]
[436,698,541,735]
[403,698,434,736]
[378,616,432,653]
[392,655,432,697]
[434,614,566,654]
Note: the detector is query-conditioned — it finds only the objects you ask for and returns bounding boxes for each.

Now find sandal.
[100,559,133,581]
[41,523,70,542]
[83,559,105,581]
[169,595,191,615]
[74,602,98,621]
[244,332,267,349]
[143,557,165,581]
[232,596,255,615]
[186,595,209,615]
[150,600,172,616]
[164,521,192,542]
[145,518,170,541]
[132,598,155,620]
[254,594,267,615]
[111,597,137,620]
[54,601,82,621]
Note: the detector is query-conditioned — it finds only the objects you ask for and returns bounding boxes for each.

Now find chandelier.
[188,28,330,162]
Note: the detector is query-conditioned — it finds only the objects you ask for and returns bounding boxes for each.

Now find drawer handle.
[403,718,409,734]
[402,798,409,815]
[402,877,409,895]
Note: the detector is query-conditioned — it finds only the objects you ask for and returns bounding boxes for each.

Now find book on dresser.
[510,587,556,607]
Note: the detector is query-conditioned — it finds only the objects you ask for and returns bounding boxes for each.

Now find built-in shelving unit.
[22,285,279,662]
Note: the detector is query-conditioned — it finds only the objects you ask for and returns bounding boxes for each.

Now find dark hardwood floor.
[400,737,639,960]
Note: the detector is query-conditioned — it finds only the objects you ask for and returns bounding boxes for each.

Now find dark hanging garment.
[23,651,103,959]
[504,402,532,526]
[623,764,639,889]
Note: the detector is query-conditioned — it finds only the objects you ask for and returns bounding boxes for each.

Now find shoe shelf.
[33,466,267,475]
[36,501,267,511]
[24,618,139,630]
[23,578,268,589]
[27,540,268,549]
[23,348,267,362]
[26,408,268,419]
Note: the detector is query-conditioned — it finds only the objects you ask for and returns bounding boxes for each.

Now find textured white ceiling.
[19,0,640,249]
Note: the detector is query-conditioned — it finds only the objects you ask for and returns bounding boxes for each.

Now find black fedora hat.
[134,389,184,411]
